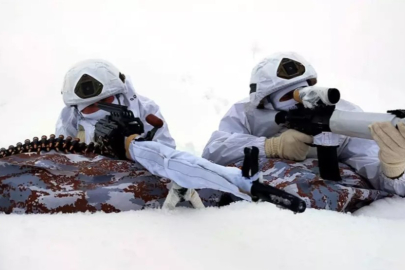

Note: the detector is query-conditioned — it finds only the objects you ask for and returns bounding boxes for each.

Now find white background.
[1,0,405,155]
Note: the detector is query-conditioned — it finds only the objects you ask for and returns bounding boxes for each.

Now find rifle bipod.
[242,146,307,213]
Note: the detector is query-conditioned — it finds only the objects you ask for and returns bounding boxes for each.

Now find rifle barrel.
[97,102,129,113]
[330,110,405,140]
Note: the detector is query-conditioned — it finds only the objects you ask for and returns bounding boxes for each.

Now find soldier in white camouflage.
[202,52,404,208]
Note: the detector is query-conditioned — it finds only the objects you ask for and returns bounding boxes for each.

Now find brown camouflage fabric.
[0,152,224,214]
[0,151,392,214]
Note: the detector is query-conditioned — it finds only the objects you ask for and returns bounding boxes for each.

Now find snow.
[0,200,404,270]
[1,1,405,269]
[353,197,405,220]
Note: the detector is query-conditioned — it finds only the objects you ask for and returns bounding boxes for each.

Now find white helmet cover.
[62,59,128,107]
[249,52,317,107]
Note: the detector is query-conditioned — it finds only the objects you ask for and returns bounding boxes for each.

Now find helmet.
[62,59,127,107]
[249,52,317,109]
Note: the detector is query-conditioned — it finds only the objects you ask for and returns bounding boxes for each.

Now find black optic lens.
[74,74,103,99]
[277,58,306,79]
[80,81,95,97]
[283,61,299,76]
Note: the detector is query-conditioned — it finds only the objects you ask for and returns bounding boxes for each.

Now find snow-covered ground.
[0,199,404,270]
[1,1,405,269]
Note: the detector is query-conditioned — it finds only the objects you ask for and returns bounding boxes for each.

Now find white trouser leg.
[128,140,253,201]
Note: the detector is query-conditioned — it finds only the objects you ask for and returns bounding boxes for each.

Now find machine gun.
[94,102,144,159]
[95,102,163,159]
[275,86,405,181]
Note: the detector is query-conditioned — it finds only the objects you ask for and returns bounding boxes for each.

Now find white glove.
[265,129,313,161]
[370,122,405,178]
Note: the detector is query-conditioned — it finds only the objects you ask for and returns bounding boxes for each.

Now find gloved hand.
[265,129,313,161]
[370,122,405,178]
[125,134,140,160]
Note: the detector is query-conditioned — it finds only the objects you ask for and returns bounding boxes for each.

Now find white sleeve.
[137,95,176,150]
[378,173,405,196]
[55,106,79,138]
[339,132,405,196]
[202,104,267,165]
[128,140,253,201]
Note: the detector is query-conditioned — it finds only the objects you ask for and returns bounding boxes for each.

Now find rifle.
[94,102,163,159]
[275,86,405,181]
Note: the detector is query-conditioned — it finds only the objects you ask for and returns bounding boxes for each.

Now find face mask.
[81,96,119,121]
[266,89,298,111]
[266,81,308,111]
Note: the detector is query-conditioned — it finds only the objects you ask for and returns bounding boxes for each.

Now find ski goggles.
[74,74,103,99]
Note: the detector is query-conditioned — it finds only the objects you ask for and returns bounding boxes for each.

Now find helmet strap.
[257,99,265,109]
[115,94,122,105]
[119,73,126,83]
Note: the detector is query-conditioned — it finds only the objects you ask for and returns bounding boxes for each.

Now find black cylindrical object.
[316,146,341,181]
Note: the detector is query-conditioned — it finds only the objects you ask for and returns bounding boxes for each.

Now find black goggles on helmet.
[277,58,306,80]
[74,74,103,99]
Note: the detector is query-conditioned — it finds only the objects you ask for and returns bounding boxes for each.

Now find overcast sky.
[1,0,405,155]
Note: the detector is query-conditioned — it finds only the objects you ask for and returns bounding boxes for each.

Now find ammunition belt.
[0,134,116,158]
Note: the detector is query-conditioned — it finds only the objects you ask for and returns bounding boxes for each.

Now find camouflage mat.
[242,158,393,213]
[0,152,224,214]
[0,152,392,214]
